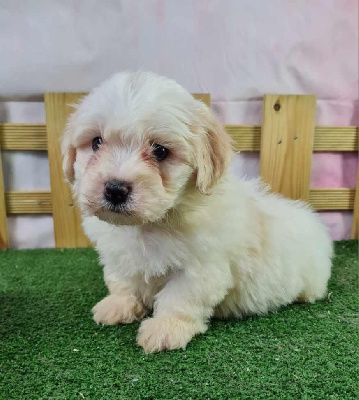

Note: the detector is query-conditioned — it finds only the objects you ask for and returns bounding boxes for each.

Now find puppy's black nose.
[104,180,131,205]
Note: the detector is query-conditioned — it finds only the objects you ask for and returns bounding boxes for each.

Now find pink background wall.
[0,0,358,247]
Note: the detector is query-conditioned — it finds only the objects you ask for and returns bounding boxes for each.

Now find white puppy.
[62,71,332,353]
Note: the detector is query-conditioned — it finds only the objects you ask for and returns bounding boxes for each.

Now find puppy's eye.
[92,136,103,152]
[152,144,169,162]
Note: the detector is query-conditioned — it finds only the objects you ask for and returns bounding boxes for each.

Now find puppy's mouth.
[101,199,131,214]
[82,195,135,218]
[91,192,149,225]
[100,197,134,215]
[81,180,169,226]
[94,205,149,227]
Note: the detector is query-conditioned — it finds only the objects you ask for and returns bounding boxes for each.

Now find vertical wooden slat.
[260,95,317,201]
[0,148,9,248]
[351,166,359,239]
[193,93,211,107]
[45,93,90,248]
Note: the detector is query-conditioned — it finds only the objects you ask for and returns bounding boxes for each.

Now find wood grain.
[351,167,359,239]
[0,123,48,150]
[228,125,358,152]
[226,125,262,151]
[309,188,355,210]
[0,148,8,248]
[260,95,317,201]
[5,191,52,214]
[1,123,357,152]
[314,126,358,151]
[45,93,90,248]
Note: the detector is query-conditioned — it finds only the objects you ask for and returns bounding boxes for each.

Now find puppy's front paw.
[137,316,206,353]
[92,294,146,325]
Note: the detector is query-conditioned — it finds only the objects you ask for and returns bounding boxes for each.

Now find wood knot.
[273,102,281,111]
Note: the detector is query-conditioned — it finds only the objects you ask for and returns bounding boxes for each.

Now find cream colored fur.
[63,71,333,353]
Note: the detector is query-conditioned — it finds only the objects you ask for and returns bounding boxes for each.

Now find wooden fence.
[0,93,358,248]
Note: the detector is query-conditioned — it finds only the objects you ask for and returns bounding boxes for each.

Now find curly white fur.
[63,71,332,353]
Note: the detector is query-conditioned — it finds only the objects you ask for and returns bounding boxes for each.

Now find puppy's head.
[62,71,232,226]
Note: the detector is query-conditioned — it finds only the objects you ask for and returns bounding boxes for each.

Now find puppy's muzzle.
[104,180,132,208]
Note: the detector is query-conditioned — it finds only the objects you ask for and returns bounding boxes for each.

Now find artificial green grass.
[0,241,358,400]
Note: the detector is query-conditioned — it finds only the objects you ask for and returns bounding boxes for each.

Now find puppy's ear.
[193,107,233,195]
[61,115,76,184]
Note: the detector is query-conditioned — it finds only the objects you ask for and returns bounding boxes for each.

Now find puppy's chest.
[101,228,192,277]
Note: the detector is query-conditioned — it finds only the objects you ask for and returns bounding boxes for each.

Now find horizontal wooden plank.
[0,123,357,152]
[309,188,355,210]
[314,126,358,151]
[0,123,48,150]
[226,125,261,151]
[4,188,355,214]
[228,125,358,152]
[5,191,52,214]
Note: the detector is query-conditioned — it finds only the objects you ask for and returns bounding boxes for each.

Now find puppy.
[62,71,332,353]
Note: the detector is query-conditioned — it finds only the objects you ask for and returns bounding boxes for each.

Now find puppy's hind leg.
[295,282,328,304]
[296,257,332,304]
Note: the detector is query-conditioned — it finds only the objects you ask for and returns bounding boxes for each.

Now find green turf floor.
[0,241,358,399]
